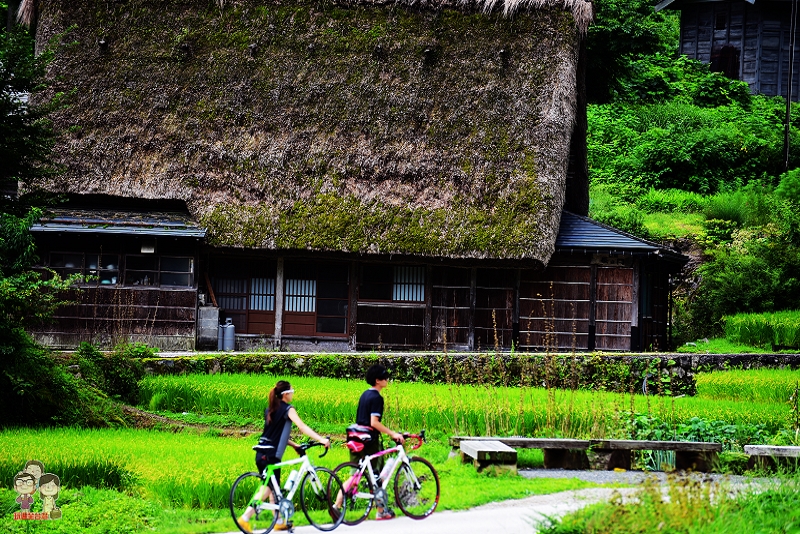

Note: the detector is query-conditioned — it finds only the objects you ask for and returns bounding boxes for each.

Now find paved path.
[219,487,637,534]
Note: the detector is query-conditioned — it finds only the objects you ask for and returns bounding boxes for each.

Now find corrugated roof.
[31,208,206,238]
[556,211,686,261]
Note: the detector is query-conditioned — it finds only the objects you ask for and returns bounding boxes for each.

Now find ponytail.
[267,380,292,424]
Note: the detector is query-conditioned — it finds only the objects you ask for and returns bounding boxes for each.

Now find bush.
[616,54,752,108]
[776,168,800,205]
[588,97,797,195]
[74,342,145,404]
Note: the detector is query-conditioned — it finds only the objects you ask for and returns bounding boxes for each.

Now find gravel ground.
[519,468,768,486]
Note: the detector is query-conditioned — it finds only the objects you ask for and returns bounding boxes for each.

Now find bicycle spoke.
[230,472,279,534]
[299,467,346,531]
[394,457,440,520]
[332,462,374,525]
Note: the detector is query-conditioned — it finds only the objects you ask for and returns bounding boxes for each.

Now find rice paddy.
[140,372,796,438]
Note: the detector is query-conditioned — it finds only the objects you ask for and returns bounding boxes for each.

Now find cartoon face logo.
[24,460,44,487]
[13,473,36,496]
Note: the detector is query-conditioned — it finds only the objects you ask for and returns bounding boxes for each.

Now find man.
[352,364,404,520]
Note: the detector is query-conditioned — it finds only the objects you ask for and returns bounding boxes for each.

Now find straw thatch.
[34,0,590,266]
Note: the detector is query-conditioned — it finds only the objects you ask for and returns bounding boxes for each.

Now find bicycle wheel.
[299,467,346,531]
[332,462,374,526]
[393,456,440,519]
[230,472,279,534]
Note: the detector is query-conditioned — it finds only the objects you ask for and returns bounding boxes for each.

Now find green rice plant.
[138,373,793,438]
[697,369,800,404]
[724,309,800,349]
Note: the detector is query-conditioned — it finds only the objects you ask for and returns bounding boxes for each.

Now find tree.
[587,0,680,103]
[0,11,120,427]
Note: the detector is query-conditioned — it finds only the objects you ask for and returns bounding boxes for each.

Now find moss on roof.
[36,0,586,264]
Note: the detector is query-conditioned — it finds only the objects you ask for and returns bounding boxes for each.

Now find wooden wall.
[32,286,197,349]
[679,2,800,100]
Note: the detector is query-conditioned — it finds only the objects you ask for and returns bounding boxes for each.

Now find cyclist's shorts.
[255,452,281,491]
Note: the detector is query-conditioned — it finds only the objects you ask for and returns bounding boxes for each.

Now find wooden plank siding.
[519,265,591,351]
[430,267,472,349]
[678,2,800,101]
[594,267,633,351]
[36,286,196,338]
[474,269,515,350]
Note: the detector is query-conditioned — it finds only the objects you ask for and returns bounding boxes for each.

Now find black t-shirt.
[261,401,293,460]
[356,388,383,439]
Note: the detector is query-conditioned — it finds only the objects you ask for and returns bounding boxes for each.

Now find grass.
[0,427,595,533]
[642,211,705,239]
[539,474,800,534]
[676,337,773,354]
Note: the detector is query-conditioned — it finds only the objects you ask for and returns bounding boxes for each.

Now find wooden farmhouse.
[23,0,685,352]
[657,0,800,100]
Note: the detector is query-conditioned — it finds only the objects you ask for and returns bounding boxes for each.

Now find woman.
[238,380,330,533]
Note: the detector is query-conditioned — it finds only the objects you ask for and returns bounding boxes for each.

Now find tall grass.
[724,310,800,349]
[696,369,800,404]
[139,373,793,438]
[540,474,800,534]
[635,188,708,213]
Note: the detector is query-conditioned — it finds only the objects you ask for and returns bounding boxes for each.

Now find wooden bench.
[744,445,800,470]
[459,440,518,473]
[589,440,722,472]
[451,436,590,469]
[450,436,721,472]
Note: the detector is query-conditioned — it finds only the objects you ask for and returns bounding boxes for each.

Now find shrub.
[776,168,800,205]
[616,54,752,108]
[73,342,145,404]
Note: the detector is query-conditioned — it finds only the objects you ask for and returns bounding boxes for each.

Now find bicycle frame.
[347,433,425,501]
[249,454,324,521]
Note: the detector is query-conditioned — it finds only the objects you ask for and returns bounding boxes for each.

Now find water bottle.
[283,470,299,492]
[379,457,396,481]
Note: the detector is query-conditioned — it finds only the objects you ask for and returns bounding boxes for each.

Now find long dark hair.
[267,380,292,424]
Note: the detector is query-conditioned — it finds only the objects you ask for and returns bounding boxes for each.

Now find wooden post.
[348,261,359,350]
[588,264,597,351]
[274,257,284,346]
[468,267,477,351]
[513,269,521,349]
[631,260,640,352]
[423,264,432,349]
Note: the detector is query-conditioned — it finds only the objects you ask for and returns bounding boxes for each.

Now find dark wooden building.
[657,0,800,100]
[22,0,685,352]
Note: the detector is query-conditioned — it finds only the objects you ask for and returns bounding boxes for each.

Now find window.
[49,252,120,285]
[715,13,727,31]
[250,278,275,311]
[285,279,316,312]
[360,264,425,302]
[124,255,194,287]
[283,261,349,335]
[393,266,425,302]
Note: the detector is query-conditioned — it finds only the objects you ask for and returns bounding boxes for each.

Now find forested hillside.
[586,0,800,344]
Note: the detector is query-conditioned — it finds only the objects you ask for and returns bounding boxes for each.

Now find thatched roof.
[34,0,591,266]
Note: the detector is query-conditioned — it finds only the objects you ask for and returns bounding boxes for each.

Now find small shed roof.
[555,211,686,263]
[31,208,206,238]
